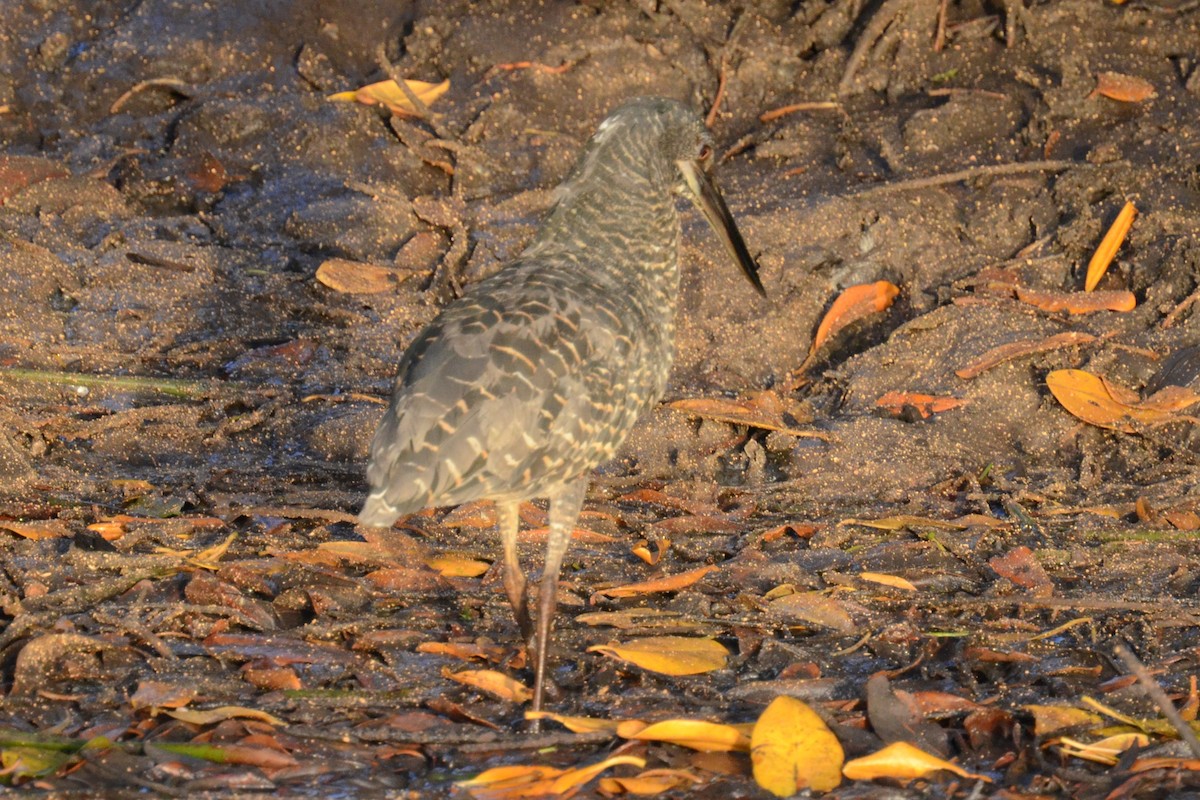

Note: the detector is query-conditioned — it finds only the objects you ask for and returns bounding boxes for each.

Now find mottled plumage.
[361,97,763,716]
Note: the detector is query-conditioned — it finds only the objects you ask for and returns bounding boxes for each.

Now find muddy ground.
[3,0,1200,797]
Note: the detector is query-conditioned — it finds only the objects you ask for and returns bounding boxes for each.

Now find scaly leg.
[531,480,587,718]
[497,500,532,643]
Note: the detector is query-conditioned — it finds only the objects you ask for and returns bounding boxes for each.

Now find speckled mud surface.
[3,1,1200,797]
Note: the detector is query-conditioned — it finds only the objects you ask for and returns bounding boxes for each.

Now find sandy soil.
[2,0,1200,796]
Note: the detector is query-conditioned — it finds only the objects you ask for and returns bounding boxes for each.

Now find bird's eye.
[698,143,713,162]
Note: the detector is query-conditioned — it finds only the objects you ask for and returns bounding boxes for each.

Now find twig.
[849,160,1076,199]
[839,0,909,97]
[706,10,748,128]
[1114,642,1200,758]
[759,101,841,123]
[934,0,950,51]
[1162,285,1200,328]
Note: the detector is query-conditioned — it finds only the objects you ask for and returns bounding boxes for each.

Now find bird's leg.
[497,500,533,644]
[531,480,588,718]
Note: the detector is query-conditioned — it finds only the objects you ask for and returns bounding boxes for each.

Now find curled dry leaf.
[875,391,967,419]
[588,636,728,676]
[625,719,751,753]
[443,668,532,703]
[457,755,645,800]
[1047,369,1200,433]
[841,741,991,783]
[592,564,719,600]
[315,258,400,294]
[751,696,843,795]
[328,77,450,116]
[1056,733,1149,765]
[792,280,900,379]
[1015,286,1136,314]
[598,768,703,794]
[1085,201,1137,291]
[955,332,1096,380]
[1091,72,1156,103]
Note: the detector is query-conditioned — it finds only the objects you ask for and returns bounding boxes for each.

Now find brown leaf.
[130,680,197,710]
[1015,286,1136,314]
[875,391,967,419]
[0,155,69,204]
[988,546,1054,596]
[866,673,949,756]
[767,592,856,633]
[592,564,719,600]
[315,258,401,294]
[1085,201,1137,291]
[955,332,1096,379]
[328,78,450,117]
[666,390,819,437]
[793,280,900,377]
[1047,369,1200,432]
[1091,72,1156,102]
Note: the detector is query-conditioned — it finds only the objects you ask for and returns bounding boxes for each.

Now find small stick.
[849,159,1075,199]
[1114,641,1200,758]
[759,101,841,123]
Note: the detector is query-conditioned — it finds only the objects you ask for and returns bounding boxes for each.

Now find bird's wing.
[364,274,632,516]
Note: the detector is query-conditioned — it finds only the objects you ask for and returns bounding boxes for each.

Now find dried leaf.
[858,572,917,591]
[626,719,751,752]
[592,565,719,599]
[841,741,991,783]
[1047,369,1200,432]
[1092,72,1156,102]
[1086,201,1137,291]
[315,258,400,294]
[164,705,286,726]
[129,680,197,710]
[875,391,967,419]
[525,710,625,734]
[793,281,899,377]
[955,332,1097,379]
[839,515,966,531]
[443,668,532,703]
[588,636,728,676]
[988,546,1054,596]
[328,77,450,116]
[666,391,820,438]
[630,538,669,565]
[1023,704,1104,737]
[426,553,491,577]
[767,592,856,633]
[1057,733,1149,765]
[751,696,843,795]
[0,520,71,540]
[597,768,703,794]
[1015,286,1136,314]
[457,755,645,799]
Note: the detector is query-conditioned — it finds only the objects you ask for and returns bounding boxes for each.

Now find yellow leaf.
[751,696,843,795]
[1057,733,1150,765]
[1085,201,1137,291]
[1023,704,1105,737]
[588,637,728,676]
[625,719,751,753]
[328,78,450,116]
[164,705,285,726]
[443,668,531,703]
[524,711,624,734]
[1047,369,1199,432]
[858,572,918,591]
[842,741,991,783]
[457,755,644,799]
[597,768,702,794]
[550,755,645,794]
[426,553,491,577]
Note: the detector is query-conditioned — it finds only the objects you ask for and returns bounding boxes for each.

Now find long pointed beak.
[678,159,766,297]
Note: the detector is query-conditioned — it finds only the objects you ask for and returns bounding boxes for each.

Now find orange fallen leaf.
[1130,757,1200,774]
[315,258,401,294]
[858,572,917,591]
[1085,201,1137,291]
[598,768,703,794]
[1047,369,1200,432]
[592,565,719,600]
[417,641,505,663]
[875,391,967,419]
[0,520,71,540]
[588,636,728,676]
[752,696,843,794]
[458,755,645,799]
[630,538,669,565]
[1091,72,1156,103]
[524,710,625,735]
[955,332,1096,379]
[328,77,450,116]
[841,741,990,783]
[442,668,531,703]
[793,280,899,378]
[163,705,286,726]
[988,546,1054,596]
[625,719,751,753]
[426,553,491,578]
[1015,286,1136,314]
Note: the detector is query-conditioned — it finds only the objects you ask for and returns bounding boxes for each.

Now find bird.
[359,96,765,718]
